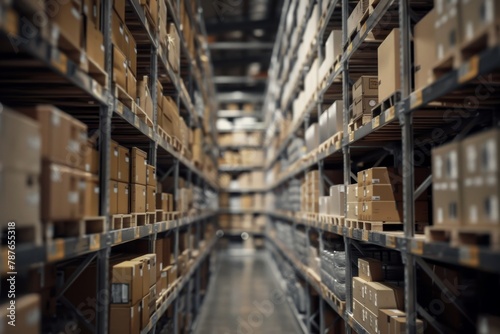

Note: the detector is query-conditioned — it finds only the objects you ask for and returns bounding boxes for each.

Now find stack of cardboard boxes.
[219,150,264,167]
[347,0,369,39]
[351,76,378,125]
[301,171,321,213]
[346,184,358,221]
[431,129,500,234]
[353,258,422,334]
[319,185,345,218]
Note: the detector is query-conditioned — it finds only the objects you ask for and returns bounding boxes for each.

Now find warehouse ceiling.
[202,0,284,112]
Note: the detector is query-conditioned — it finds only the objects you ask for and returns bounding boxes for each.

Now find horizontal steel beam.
[213,76,267,85]
[209,42,274,50]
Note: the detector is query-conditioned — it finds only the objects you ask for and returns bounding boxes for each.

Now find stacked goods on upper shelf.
[319,101,344,144]
[346,184,358,221]
[319,185,345,219]
[305,123,320,153]
[352,258,422,334]
[274,179,301,212]
[219,149,264,167]
[218,131,262,146]
[219,171,266,190]
[219,193,265,211]
[321,249,348,301]
[318,30,342,87]
[413,9,436,91]
[218,214,267,233]
[429,129,500,242]
[351,76,378,126]
[301,170,343,214]
[0,108,41,243]
[347,0,369,40]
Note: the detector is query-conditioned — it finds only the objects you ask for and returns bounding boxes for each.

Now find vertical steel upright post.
[399,1,417,333]
[96,0,113,332]
[342,0,353,332]
[149,39,158,254]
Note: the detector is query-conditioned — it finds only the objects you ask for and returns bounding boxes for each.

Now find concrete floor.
[193,251,302,334]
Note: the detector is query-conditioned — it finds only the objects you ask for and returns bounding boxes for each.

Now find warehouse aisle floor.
[193,251,302,334]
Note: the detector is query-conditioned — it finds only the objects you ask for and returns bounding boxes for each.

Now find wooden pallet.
[330,131,343,149]
[323,286,346,314]
[87,56,108,88]
[371,91,400,118]
[146,212,156,225]
[425,226,500,249]
[115,84,134,111]
[432,50,462,81]
[2,223,42,246]
[349,114,372,133]
[158,127,174,146]
[355,220,403,232]
[131,212,147,226]
[111,214,133,230]
[325,215,345,226]
[344,218,358,229]
[460,23,500,64]
[155,210,164,222]
[44,216,106,240]
[173,138,181,151]
[135,105,153,127]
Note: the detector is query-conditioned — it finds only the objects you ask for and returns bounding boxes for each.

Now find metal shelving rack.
[0,0,219,332]
[262,0,500,333]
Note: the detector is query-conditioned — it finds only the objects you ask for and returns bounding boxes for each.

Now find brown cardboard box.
[113,46,127,89]
[353,76,379,100]
[167,194,174,212]
[110,180,119,215]
[359,184,399,202]
[124,27,137,76]
[127,70,137,101]
[358,258,383,282]
[138,254,157,288]
[377,28,401,101]
[414,9,436,91]
[365,281,404,315]
[346,202,358,219]
[359,201,401,221]
[366,308,378,334]
[461,129,500,227]
[110,140,119,181]
[160,269,168,292]
[52,0,82,53]
[141,293,152,328]
[0,169,40,228]
[353,298,367,328]
[131,147,147,185]
[155,238,164,277]
[111,261,143,305]
[346,184,358,202]
[118,145,130,183]
[353,276,367,302]
[146,186,156,212]
[84,173,99,216]
[156,192,168,211]
[378,309,406,334]
[353,96,378,118]
[147,165,156,186]
[85,141,99,174]
[111,9,126,52]
[432,142,462,226]
[84,18,105,71]
[130,184,146,213]
[0,294,40,334]
[131,257,150,296]
[117,182,130,214]
[461,0,500,47]
[0,108,41,173]
[110,302,140,334]
[435,0,460,63]
[114,0,126,21]
[41,163,80,221]
[391,317,424,334]
[137,76,154,121]
[358,167,398,186]
[19,105,87,170]
[83,0,100,27]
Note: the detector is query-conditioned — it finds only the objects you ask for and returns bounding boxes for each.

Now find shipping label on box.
[111,261,143,306]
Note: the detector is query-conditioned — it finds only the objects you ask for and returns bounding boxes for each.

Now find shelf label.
[116,102,124,115]
[349,132,354,142]
[411,239,424,255]
[114,230,122,244]
[90,234,101,251]
[362,230,369,241]
[458,55,479,84]
[385,106,395,122]
[47,239,65,262]
[386,235,396,248]
[51,49,68,74]
[372,116,380,128]
[410,90,423,109]
[134,227,140,239]
[459,246,479,267]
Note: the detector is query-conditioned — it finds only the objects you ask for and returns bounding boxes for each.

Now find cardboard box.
[112,9,125,51]
[141,293,152,328]
[84,18,105,72]
[432,142,462,225]
[353,96,378,118]
[156,192,168,211]
[110,140,119,181]
[0,294,41,334]
[155,238,164,277]
[358,167,398,186]
[414,9,436,91]
[377,28,401,101]
[347,202,358,219]
[113,46,127,89]
[358,258,383,282]
[84,173,100,216]
[146,186,156,212]
[366,308,378,334]
[111,261,143,305]
[359,184,399,202]
[114,0,126,21]
[117,182,130,214]
[137,76,154,121]
[52,0,82,53]
[127,70,137,101]
[167,23,180,72]
[435,0,460,63]
[118,145,130,183]
[131,256,150,296]
[329,185,345,216]
[124,27,137,76]
[346,184,358,202]
[378,309,406,334]
[110,302,141,334]
[160,268,168,291]
[353,276,367,302]
[353,298,367,327]
[147,165,156,186]
[130,184,146,213]
[461,0,500,46]
[391,317,424,334]
[329,100,344,134]
[83,0,100,27]
[110,180,119,215]
[19,105,87,170]
[85,141,99,174]
[353,76,379,100]
[131,147,147,185]
[359,201,401,221]
[365,281,404,315]
[306,123,320,153]
[0,108,41,174]
[461,129,500,227]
